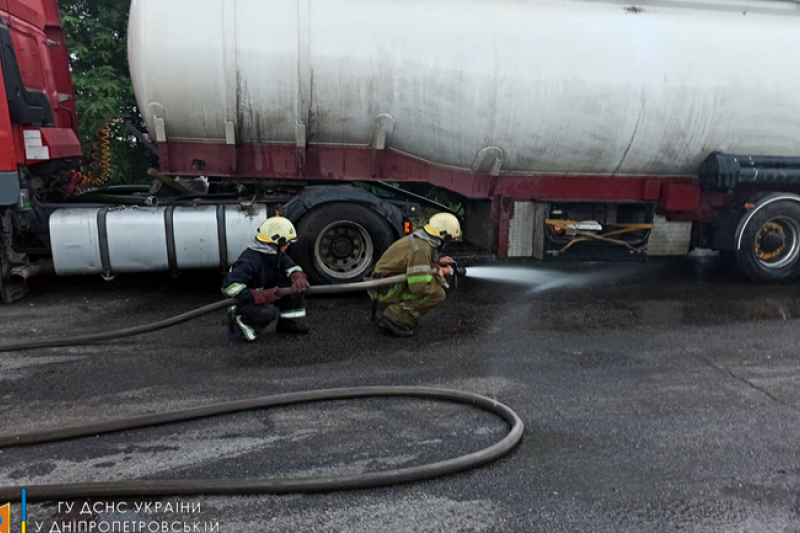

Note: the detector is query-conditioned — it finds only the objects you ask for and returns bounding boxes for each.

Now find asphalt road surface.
[1,255,799,532]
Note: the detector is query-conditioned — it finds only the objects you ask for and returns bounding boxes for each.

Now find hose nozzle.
[450,261,468,277]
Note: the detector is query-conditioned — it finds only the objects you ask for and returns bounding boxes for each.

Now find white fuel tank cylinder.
[49,206,269,276]
[128,0,800,177]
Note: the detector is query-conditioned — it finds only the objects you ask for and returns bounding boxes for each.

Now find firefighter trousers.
[231,282,306,342]
[371,282,446,330]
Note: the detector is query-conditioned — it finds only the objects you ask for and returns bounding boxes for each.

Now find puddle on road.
[631,299,800,327]
[495,296,800,331]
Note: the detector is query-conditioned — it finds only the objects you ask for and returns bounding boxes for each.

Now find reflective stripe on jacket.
[373,234,442,295]
[222,244,302,304]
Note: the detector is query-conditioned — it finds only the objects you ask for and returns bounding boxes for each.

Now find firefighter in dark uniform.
[370,213,462,337]
[222,216,311,342]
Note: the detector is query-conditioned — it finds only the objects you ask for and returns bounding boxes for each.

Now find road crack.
[669,339,800,414]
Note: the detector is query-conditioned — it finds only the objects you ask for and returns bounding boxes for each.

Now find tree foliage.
[57,0,156,183]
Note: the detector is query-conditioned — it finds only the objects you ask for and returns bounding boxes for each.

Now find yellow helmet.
[424,213,462,242]
[257,216,298,246]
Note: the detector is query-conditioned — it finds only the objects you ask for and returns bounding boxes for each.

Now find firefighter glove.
[290,271,311,293]
[253,287,281,305]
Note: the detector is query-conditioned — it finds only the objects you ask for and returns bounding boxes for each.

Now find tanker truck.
[2,0,800,302]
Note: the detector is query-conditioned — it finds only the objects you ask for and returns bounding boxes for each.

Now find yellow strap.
[544,220,654,257]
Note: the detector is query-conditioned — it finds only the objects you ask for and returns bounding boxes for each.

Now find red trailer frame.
[161,140,732,256]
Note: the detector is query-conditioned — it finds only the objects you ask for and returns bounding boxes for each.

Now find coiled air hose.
[0,273,414,353]
[0,386,524,502]
[68,122,115,193]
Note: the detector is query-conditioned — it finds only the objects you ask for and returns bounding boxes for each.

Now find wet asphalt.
[1,254,799,532]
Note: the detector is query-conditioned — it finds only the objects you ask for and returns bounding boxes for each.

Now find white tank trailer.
[128,0,800,176]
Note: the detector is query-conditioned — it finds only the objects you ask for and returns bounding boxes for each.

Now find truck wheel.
[734,201,800,282]
[292,203,395,284]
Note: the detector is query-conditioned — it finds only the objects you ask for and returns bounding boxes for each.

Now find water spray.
[465,263,638,295]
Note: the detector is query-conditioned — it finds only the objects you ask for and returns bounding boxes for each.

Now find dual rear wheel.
[290,203,395,285]
[729,201,800,283]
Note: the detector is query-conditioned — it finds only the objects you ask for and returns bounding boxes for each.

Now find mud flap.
[0,211,28,303]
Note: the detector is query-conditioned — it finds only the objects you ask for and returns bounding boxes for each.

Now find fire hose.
[0,386,523,502]
[0,264,523,502]
[0,268,463,353]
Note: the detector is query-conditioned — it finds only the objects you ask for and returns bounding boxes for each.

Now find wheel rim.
[314,220,374,279]
[754,216,800,269]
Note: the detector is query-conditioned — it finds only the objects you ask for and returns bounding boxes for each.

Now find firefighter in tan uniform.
[370,213,462,337]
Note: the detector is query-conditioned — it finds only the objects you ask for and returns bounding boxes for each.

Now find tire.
[733,201,800,283]
[291,203,396,285]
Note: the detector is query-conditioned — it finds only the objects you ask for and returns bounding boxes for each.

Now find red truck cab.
[0,0,81,205]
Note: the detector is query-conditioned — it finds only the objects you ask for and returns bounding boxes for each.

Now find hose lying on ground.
[0,386,524,501]
[0,273,417,353]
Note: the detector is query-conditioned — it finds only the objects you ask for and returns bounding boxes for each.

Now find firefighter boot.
[228,308,248,342]
[276,318,310,334]
[378,316,414,338]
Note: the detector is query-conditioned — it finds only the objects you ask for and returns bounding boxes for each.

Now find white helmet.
[257,216,298,246]
[424,213,462,243]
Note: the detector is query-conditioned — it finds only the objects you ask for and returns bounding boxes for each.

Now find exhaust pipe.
[1,261,54,303]
[8,261,55,284]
